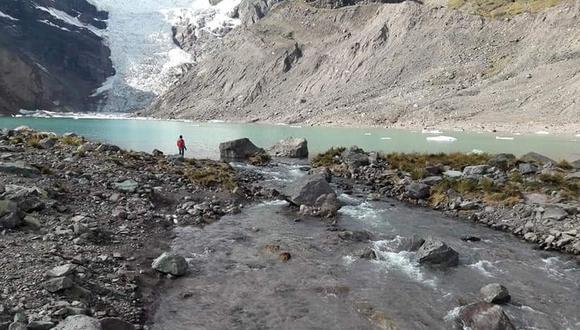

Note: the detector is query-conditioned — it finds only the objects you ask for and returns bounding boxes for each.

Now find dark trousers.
[178,148,185,157]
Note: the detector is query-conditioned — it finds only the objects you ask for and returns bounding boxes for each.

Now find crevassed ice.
[87,0,241,112]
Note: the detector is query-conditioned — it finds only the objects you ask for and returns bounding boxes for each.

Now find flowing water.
[1,117,579,160]
[151,165,580,330]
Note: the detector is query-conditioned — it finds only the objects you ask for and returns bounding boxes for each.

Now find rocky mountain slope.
[148,0,580,133]
[0,0,114,115]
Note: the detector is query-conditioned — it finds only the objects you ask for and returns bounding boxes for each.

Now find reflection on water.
[1,117,579,160]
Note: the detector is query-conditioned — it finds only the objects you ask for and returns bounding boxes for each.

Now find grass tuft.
[312,147,346,168]
[186,162,238,191]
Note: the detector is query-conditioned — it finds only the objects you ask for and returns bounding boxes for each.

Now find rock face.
[285,174,334,206]
[268,138,308,158]
[0,0,114,115]
[480,283,511,304]
[54,315,101,330]
[219,138,266,162]
[152,253,189,276]
[0,200,22,229]
[416,238,459,267]
[455,302,515,330]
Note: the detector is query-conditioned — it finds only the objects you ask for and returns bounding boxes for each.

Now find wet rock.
[38,138,56,149]
[268,137,308,158]
[520,152,555,165]
[359,247,377,260]
[285,174,334,206]
[543,206,568,221]
[488,153,516,170]
[99,318,135,330]
[316,193,342,218]
[463,165,490,176]
[7,322,25,330]
[518,163,538,175]
[338,230,371,242]
[416,238,459,267]
[152,253,188,276]
[0,162,40,177]
[44,276,73,293]
[27,321,55,330]
[397,235,425,252]
[0,200,22,229]
[480,283,511,304]
[455,302,515,330]
[54,315,101,330]
[461,236,482,242]
[48,264,77,277]
[113,180,139,193]
[341,146,369,168]
[219,138,266,162]
[405,183,431,199]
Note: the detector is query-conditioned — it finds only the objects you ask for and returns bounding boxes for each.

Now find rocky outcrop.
[0,0,114,115]
[219,138,267,162]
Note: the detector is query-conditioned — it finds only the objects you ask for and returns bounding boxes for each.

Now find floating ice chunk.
[364,133,372,136]
[535,131,550,135]
[496,136,515,140]
[426,136,457,142]
[421,129,443,134]
[471,149,485,155]
[380,137,392,140]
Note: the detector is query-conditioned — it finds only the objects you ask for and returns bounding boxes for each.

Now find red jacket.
[177,138,185,148]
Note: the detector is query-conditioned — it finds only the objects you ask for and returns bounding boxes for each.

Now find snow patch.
[36,6,103,36]
[0,10,19,21]
[37,19,71,31]
[422,129,443,134]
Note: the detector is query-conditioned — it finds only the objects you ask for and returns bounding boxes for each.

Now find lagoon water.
[1,117,579,160]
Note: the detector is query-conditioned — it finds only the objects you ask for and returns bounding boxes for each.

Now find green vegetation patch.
[449,0,561,17]
[385,152,491,174]
[312,147,346,168]
[185,161,238,191]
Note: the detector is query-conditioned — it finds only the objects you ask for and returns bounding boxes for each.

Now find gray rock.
[285,174,334,206]
[209,0,223,5]
[564,172,580,181]
[53,315,101,330]
[542,206,568,221]
[0,162,40,177]
[463,165,490,176]
[397,235,425,252]
[571,159,580,170]
[48,264,77,277]
[405,183,431,199]
[63,132,78,138]
[518,163,538,175]
[421,176,443,186]
[0,200,21,229]
[341,146,369,168]
[113,180,138,193]
[23,215,41,229]
[152,149,164,157]
[44,276,73,293]
[338,230,371,242]
[488,153,516,170]
[416,238,459,267]
[152,253,188,276]
[7,323,25,330]
[27,322,55,330]
[268,138,308,158]
[315,193,342,218]
[38,138,56,149]
[480,283,511,304]
[219,138,266,162]
[455,302,515,330]
[443,170,463,178]
[359,248,377,260]
[238,0,282,25]
[99,318,135,330]
[96,144,121,153]
[520,152,555,165]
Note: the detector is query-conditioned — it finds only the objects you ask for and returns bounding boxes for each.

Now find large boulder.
[99,318,135,330]
[268,138,308,158]
[488,153,516,170]
[405,183,431,199]
[315,193,342,218]
[0,200,22,229]
[480,283,511,304]
[463,165,490,176]
[542,206,568,221]
[285,174,334,206]
[520,152,555,165]
[43,276,73,293]
[0,162,40,177]
[54,315,101,330]
[416,238,459,267]
[341,146,369,168]
[396,235,426,252]
[455,302,515,330]
[96,144,121,153]
[219,138,266,162]
[518,163,538,175]
[38,138,56,149]
[152,253,189,276]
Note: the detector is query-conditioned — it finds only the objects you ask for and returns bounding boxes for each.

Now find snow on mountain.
[88,0,241,112]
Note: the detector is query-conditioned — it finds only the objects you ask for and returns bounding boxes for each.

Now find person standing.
[177,135,187,158]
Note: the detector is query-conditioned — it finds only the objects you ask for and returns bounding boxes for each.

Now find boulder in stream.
[455,302,515,330]
[268,137,308,158]
[405,183,431,199]
[416,238,459,267]
[285,174,335,207]
[480,283,511,304]
[152,253,188,276]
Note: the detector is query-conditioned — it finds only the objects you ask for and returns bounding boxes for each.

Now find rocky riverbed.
[0,127,269,329]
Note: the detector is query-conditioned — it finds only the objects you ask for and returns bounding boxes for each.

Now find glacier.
[88,0,241,112]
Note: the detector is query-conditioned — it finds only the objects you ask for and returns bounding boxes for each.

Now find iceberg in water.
[496,136,515,140]
[421,129,443,134]
[535,131,550,135]
[426,136,457,143]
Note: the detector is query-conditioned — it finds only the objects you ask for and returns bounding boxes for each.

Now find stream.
[151,163,580,330]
